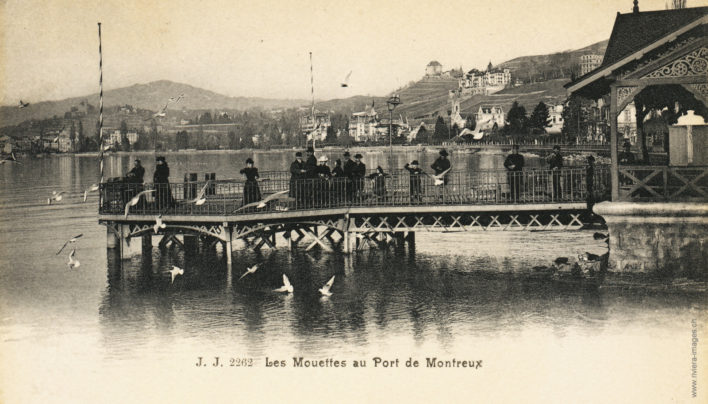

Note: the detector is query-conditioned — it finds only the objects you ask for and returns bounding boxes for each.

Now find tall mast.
[309,51,316,150]
[97,23,105,204]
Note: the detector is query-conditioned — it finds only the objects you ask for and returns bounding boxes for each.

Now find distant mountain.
[0,80,308,127]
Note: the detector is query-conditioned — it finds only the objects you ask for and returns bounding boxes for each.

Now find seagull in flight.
[340,71,352,87]
[67,249,80,269]
[273,274,294,293]
[83,184,99,202]
[233,190,293,212]
[57,234,83,255]
[169,93,185,103]
[426,168,451,186]
[47,191,65,205]
[153,215,166,233]
[169,266,184,283]
[124,189,155,218]
[186,181,210,206]
[0,153,22,165]
[238,264,260,281]
[318,275,335,297]
[18,100,29,108]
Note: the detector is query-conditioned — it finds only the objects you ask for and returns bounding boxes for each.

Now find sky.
[0,0,682,105]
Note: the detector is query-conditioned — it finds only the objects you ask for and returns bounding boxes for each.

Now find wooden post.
[343,230,350,253]
[184,235,198,255]
[142,233,152,256]
[407,231,416,249]
[224,223,232,266]
[106,225,119,249]
[610,84,619,201]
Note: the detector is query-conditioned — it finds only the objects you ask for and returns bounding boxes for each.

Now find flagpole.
[309,51,315,150]
[97,22,105,207]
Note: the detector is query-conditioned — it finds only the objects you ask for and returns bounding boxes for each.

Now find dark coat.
[153,164,174,208]
[368,171,387,197]
[153,164,170,184]
[343,159,356,178]
[404,164,423,195]
[332,166,344,177]
[431,157,451,185]
[305,155,318,178]
[547,153,563,170]
[289,159,307,197]
[126,165,145,183]
[618,151,635,165]
[240,167,261,205]
[504,153,524,171]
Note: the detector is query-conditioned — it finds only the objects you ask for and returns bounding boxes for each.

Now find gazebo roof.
[566,7,708,96]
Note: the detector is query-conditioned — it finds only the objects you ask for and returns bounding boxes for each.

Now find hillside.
[498,40,608,82]
[0,80,307,127]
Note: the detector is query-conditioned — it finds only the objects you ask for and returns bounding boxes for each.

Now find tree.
[119,120,129,151]
[414,126,428,144]
[433,116,449,142]
[505,101,528,135]
[529,102,550,133]
[175,130,189,150]
[77,121,85,152]
[70,121,77,152]
[325,126,337,143]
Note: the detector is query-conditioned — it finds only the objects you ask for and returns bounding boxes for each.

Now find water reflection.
[96,241,704,360]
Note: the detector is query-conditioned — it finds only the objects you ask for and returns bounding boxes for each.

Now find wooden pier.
[99,167,609,264]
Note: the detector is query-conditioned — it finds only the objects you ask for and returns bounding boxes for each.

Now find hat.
[343,151,351,157]
[410,160,419,165]
[295,152,302,157]
[318,155,329,162]
[156,156,165,162]
[439,149,448,156]
[307,146,314,153]
[354,153,363,158]
[553,145,561,151]
[246,157,254,164]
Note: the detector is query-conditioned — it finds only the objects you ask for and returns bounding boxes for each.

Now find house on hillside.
[425,61,443,77]
[475,105,505,130]
[458,66,512,95]
[349,103,379,142]
[580,54,603,76]
[546,104,565,134]
[300,112,331,142]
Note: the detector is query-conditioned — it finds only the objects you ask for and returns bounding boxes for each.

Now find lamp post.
[387,94,401,170]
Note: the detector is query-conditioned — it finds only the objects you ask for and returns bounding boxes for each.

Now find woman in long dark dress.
[153,156,175,210]
[240,158,261,206]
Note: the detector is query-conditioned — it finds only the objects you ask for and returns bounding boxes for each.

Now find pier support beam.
[142,234,152,256]
[223,223,232,266]
[106,226,119,249]
[184,235,198,255]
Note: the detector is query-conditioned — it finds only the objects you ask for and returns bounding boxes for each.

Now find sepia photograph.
[0,0,706,402]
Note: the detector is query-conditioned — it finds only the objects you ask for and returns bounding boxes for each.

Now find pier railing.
[100,166,610,217]
[618,165,708,201]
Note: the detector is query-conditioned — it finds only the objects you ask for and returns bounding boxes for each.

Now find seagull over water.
[273,274,294,293]
[238,264,260,281]
[169,266,184,283]
[124,189,155,218]
[57,234,83,255]
[319,275,335,297]
[47,191,65,205]
[153,215,167,234]
[67,249,80,269]
[83,184,99,202]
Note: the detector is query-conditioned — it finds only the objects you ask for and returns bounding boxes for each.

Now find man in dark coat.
[342,151,356,202]
[289,152,307,204]
[351,153,366,202]
[504,145,524,202]
[124,159,145,206]
[431,149,451,201]
[153,156,174,210]
[546,145,563,201]
[305,146,318,178]
[331,159,345,204]
[404,160,424,203]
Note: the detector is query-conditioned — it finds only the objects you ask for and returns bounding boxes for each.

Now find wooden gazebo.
[566,3,708,201]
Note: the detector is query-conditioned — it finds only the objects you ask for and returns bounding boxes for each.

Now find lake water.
[0,151,704,403]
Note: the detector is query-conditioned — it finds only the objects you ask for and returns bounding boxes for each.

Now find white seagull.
[169,266,184,283]
[47,191,65,205]
[153,215,167,234]
[0,153,21,165]
[57,233,83,255]
[340,71,352,87]
[18,100,29,109]
[318,275,335,297]
[83,184,99,202]
[186,181,210,206]
[169,93,185,103]
[233,190,293,212]
[273,274,294,293]
[124,189,155,218]
[427,167,451,186]
[67,249,80,269]
[238,264,260,281]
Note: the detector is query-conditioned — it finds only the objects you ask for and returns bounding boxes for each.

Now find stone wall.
[594,202,708,278]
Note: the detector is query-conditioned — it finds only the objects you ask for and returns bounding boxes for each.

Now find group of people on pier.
[236,147,455,207]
